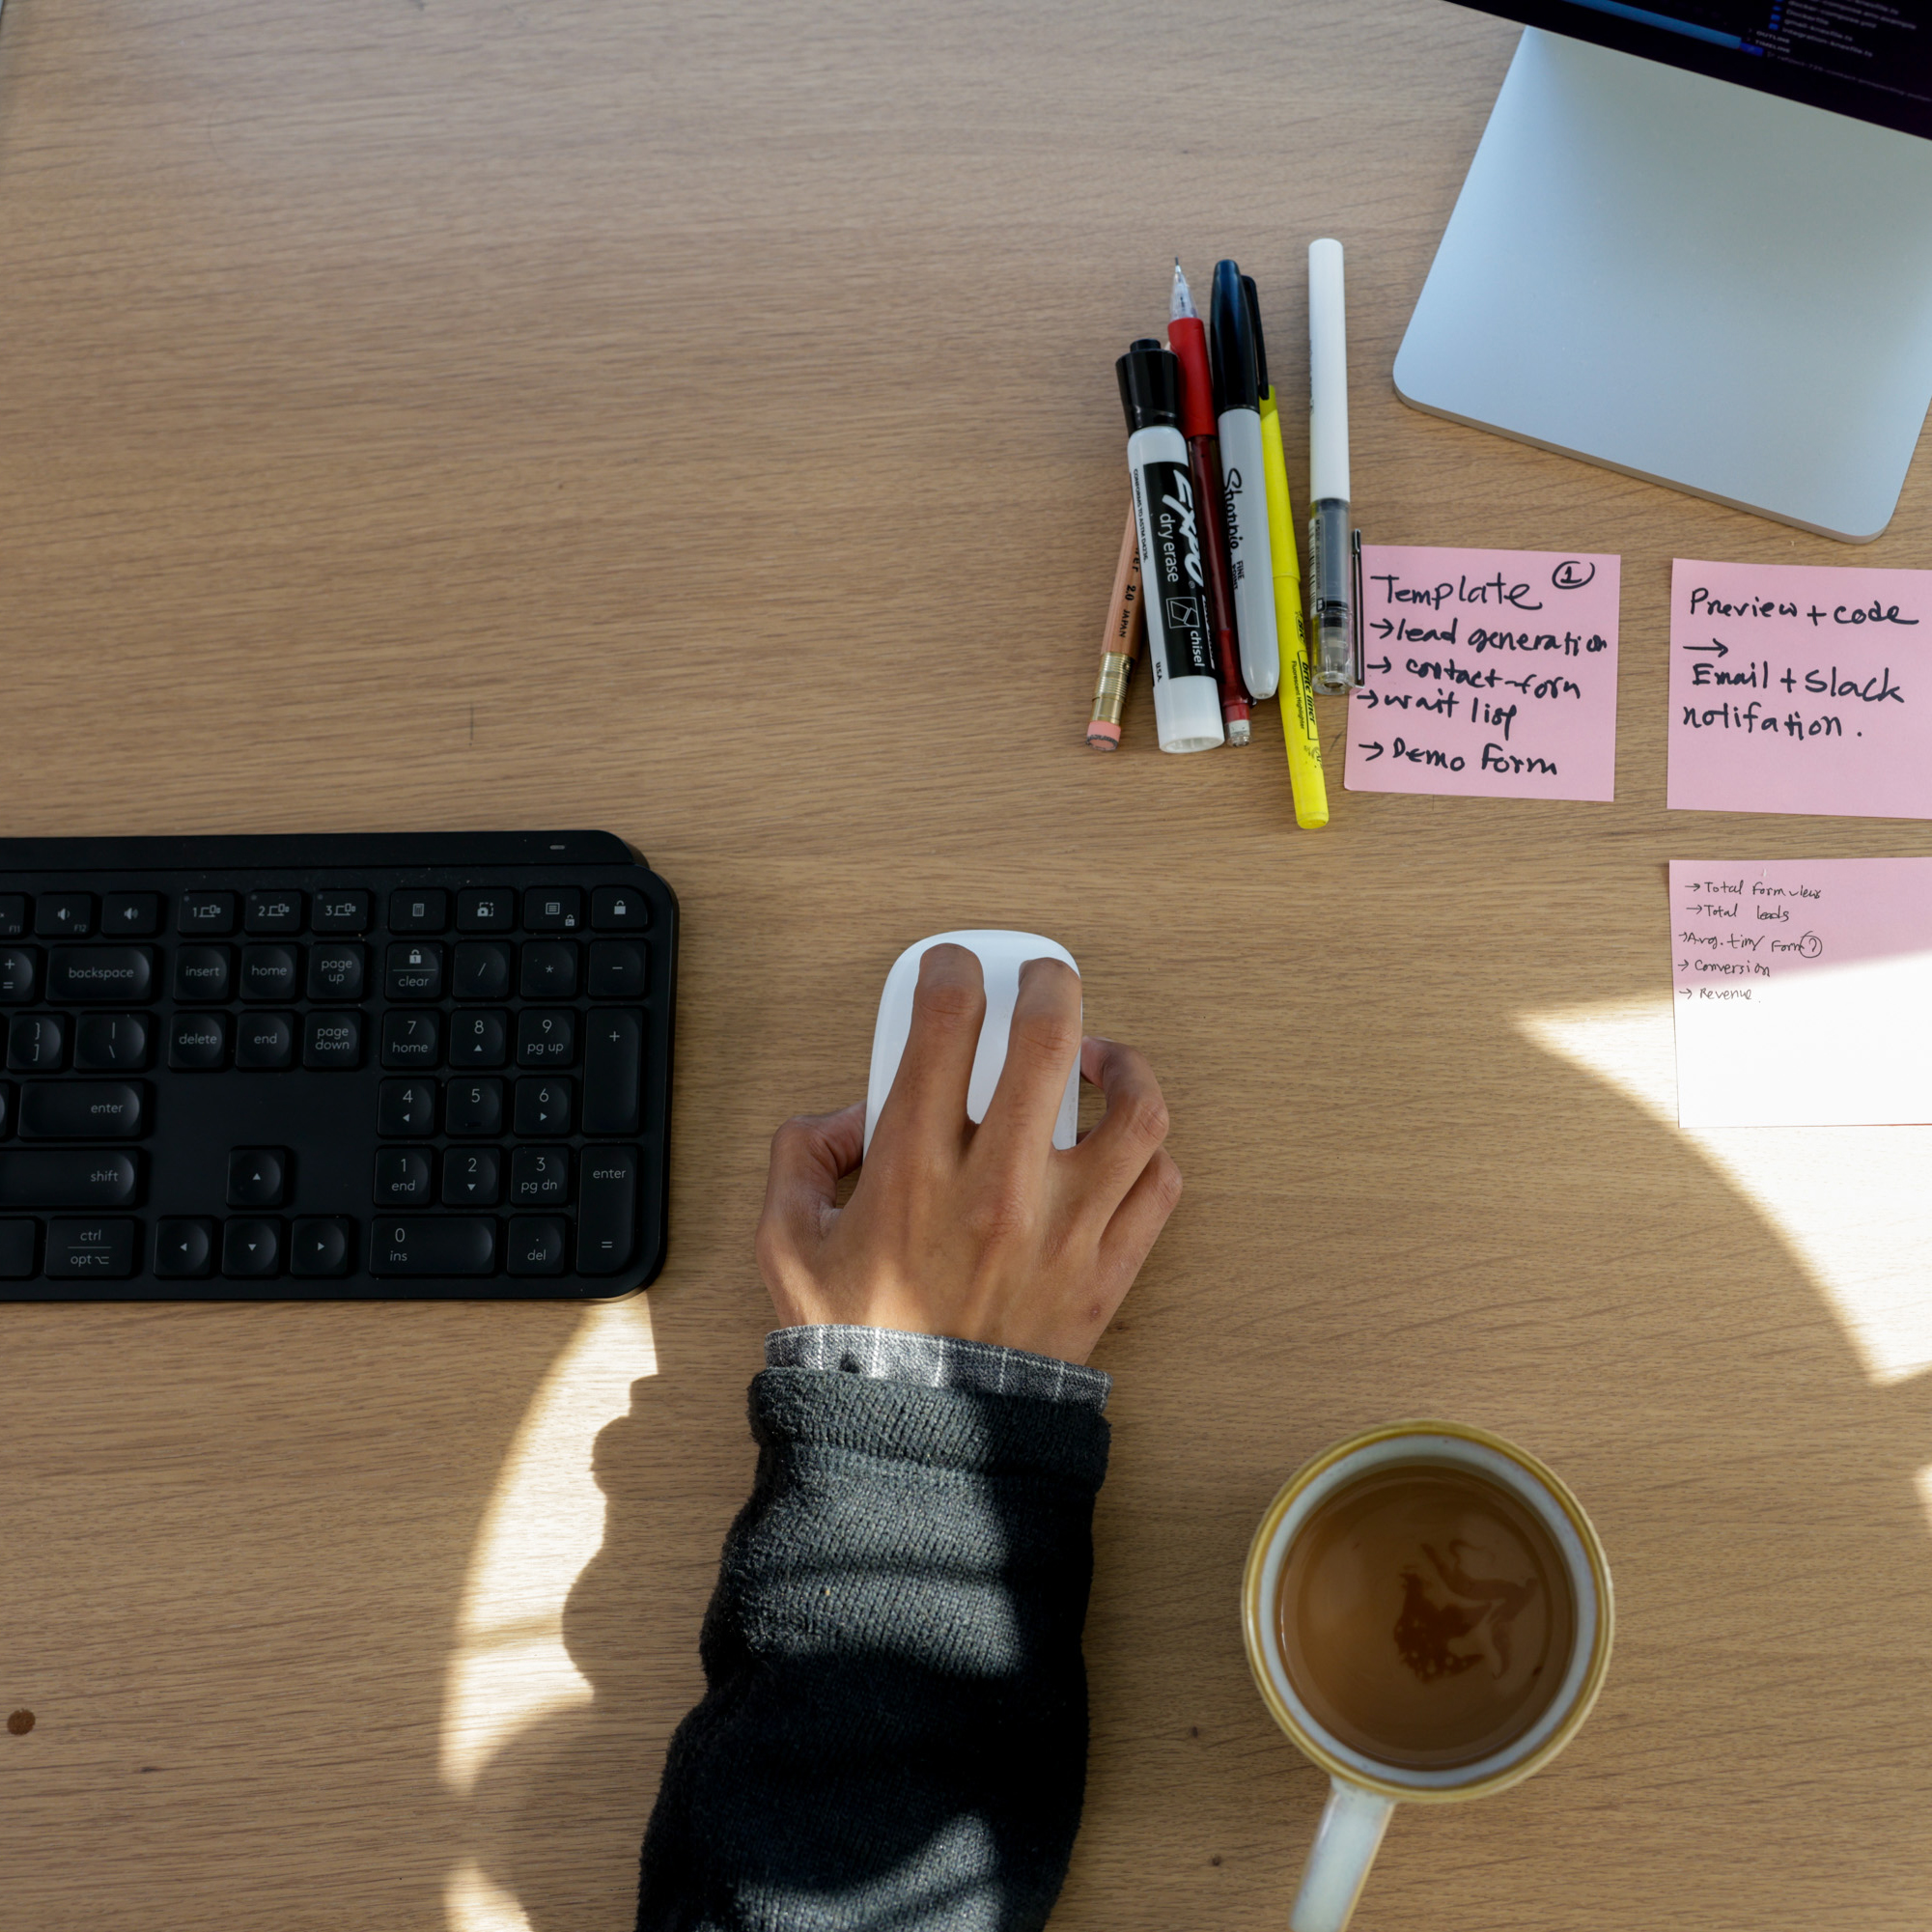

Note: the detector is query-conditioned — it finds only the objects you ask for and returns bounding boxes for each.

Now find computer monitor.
[1393,4,1932,540]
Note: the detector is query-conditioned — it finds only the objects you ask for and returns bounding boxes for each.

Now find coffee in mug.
[1244,1423,1613,1932]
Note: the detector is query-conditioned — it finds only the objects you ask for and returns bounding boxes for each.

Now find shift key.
[0,1149,141,1208]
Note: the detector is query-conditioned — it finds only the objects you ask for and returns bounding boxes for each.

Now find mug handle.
[1290,1778,1397,1932]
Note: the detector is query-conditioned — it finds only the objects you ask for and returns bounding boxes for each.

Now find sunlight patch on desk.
[446,1860,536,1932]
[1520,996,1932,1386]
[440,1296,658,1848]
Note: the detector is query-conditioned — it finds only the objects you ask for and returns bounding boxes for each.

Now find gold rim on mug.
[1241,1418,1615,1805]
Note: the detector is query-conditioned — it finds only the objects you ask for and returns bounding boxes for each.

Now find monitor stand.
[1393,28,1932,543]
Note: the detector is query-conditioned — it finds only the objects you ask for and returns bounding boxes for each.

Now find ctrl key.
[44,1218,138,1281]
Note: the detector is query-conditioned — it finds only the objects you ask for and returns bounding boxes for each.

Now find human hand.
[755,944,1181,1365]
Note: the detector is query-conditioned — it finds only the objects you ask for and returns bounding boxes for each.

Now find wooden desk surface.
[6,1,1932,1925]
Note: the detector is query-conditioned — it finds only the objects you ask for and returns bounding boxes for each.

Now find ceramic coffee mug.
[1242,1421,1614,1932]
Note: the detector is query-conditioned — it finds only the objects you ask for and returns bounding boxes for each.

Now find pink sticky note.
[1345,546,1621,801]
[1667,558,1932,818]
[1669,857,1932,1126]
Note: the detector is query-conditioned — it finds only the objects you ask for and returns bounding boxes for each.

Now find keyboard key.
[587,940,647,999]
[0,1150,140,1208]
[168,1012,230,1071]
[519,941,577,998]
[174,945,233,1002]
[524,887,582,932]
[307,942,366,1002]
[0,1082,9,1136]
[509,1146,569,1206]
[506,1216,568,1276]
[240,944,301,1001]
[389,889,448,934]
[386,940,444,1000]
[367,1215,496,1277]
[244,890,304,935]
[441,1146,501,1206]
[228,1148,289,1208]
[444,1078,504,1137]
[0,949,37,1004]
[453,941,513,1000]
[374,1149,434,1205]
[302,1012,364,1070]
[179,891,238,936]
[378,1079,437,1137]
[222,1218,283,1279]
[592,886,649,931]
[35,892,94,938]
[18,1082,145,1140]
[0,1216,36,1277]
[515,1077,573,1137]
[448,1010,508,1069]
[381,1010,442,1069]
[577,1145,637,1274]
[517,1008,575,1067]
[582,1010,642,1134]
[0,896,25,939]
[48,946,155,1004]
[291,1218,353,1277]
[45,1217,138,1280]
[235,1012,296,1070]
[75,1014,152,1071]
[9,1016,67,1073]
[457,889,516,933]
[101,892,161,936]
[312,890,371,935]
[154,1218,215,1279]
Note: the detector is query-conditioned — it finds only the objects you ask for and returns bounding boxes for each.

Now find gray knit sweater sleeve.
[636,1366,1112,1931]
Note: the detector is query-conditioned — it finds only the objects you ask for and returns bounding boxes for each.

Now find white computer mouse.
[863,931,1081,1156]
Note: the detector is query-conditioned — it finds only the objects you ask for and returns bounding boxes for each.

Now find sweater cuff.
[765,1324,1111,1412]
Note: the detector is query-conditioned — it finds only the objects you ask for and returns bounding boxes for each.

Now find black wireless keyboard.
[0,830,676,1300]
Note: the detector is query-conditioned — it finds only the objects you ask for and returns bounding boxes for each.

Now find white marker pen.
[1308,237,1361,694]
[1117,339,1225,754]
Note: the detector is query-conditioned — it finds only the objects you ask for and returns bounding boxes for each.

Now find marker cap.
[1117,339,1183,434]
[1210,260,1260,416]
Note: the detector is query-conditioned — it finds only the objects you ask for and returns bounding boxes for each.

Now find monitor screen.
[1449,2,1932,138]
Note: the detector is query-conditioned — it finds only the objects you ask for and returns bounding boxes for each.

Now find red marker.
[1168,258,1250,745]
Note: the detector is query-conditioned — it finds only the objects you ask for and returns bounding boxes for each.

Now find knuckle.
[915,974,982,1029]
[966,1179,1036,1247]
[1153,1151,1184,1209]
[1111,1089,1171,1148]
[1011,1006,1082,1064]
[770,1115,820,1163]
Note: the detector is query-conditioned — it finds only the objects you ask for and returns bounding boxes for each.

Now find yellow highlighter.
[1259,387,1329,828]
[1244,274,1326,828]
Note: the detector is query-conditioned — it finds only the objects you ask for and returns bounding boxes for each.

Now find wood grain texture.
[4,0,1932,1925]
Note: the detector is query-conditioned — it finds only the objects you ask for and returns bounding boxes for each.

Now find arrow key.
[222,1218,284,1279]
[154,1218,215,1279]
[228,1147,291,1208]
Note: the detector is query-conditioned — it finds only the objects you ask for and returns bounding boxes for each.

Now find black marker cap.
[1210,259,1260,415]
[1117,338,1182,434]
[1243,273,1271,399]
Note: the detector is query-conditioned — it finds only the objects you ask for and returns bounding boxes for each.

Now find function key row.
[0,885,650,941]
[0,938,646,1007]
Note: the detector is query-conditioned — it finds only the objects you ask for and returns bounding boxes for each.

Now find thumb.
[755,1102,866,1288]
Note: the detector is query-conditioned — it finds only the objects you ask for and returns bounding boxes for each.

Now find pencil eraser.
[1086,721,1122,749]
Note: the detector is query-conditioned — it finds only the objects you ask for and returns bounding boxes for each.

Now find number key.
[509,1146,569,1205]
[515,1077,574,1136]
[449,1010,509,1069]
[444,1078,504,1136]
[441,1146,501,1207]
[381,1010,442,1069]
[378,1079,437,1137]
[517,1009,575,1067]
